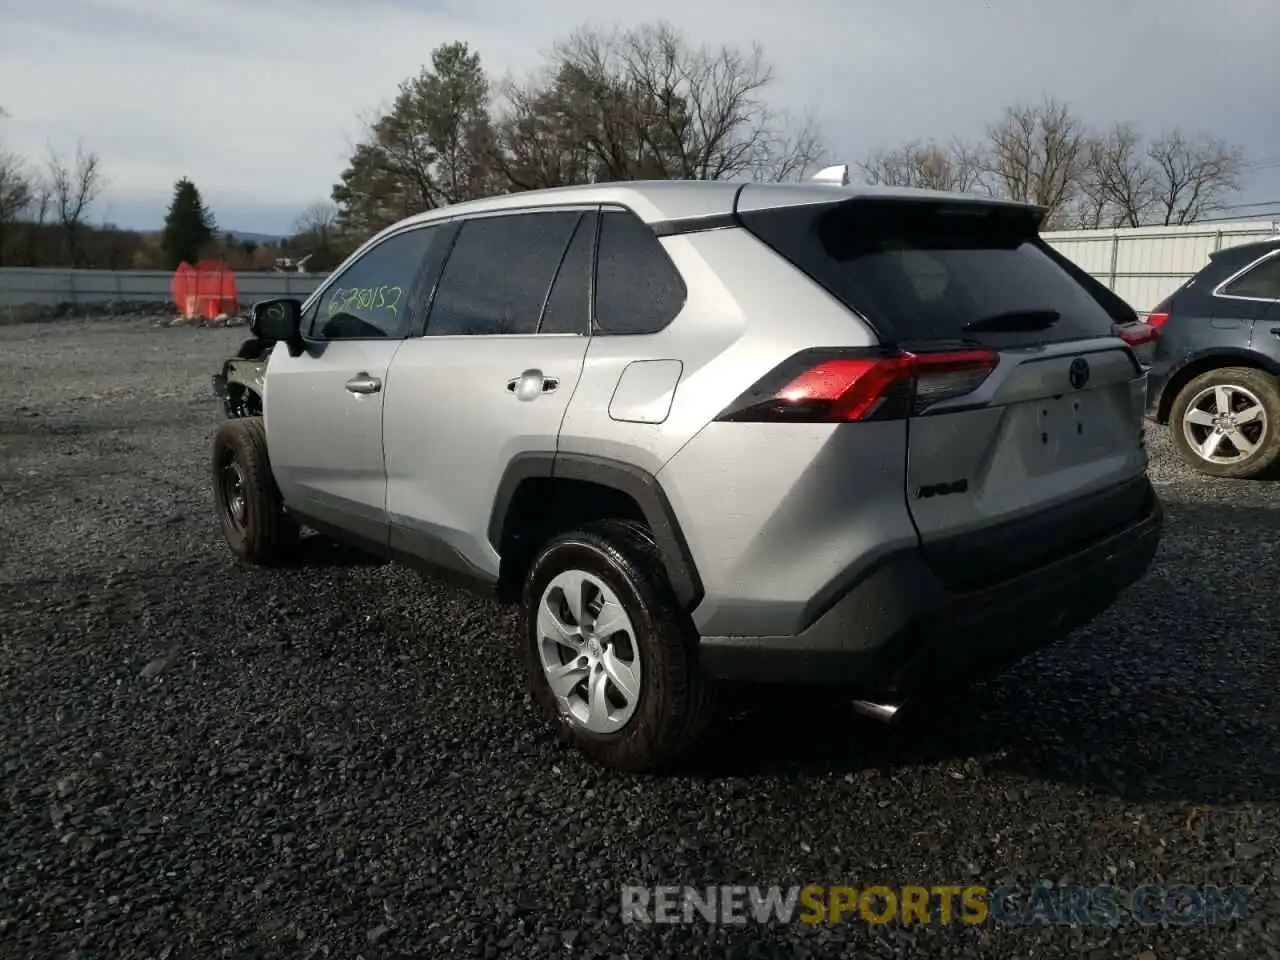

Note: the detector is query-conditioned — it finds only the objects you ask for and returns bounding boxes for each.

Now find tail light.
[1115,322,1158,347]
[1145,297,1172,332]
[715,347,999,423]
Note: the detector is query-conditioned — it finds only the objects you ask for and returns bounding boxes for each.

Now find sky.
[1,0,1278,237]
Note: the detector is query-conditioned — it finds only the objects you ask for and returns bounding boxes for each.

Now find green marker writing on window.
[327,285,404,318]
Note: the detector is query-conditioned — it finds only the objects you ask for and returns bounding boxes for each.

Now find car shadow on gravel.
[677,498,1280,806]
[685,681,1280,806]
[289,532,389,568]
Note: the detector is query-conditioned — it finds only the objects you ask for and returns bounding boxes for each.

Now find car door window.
[426,211,581,336]
[594,208,687,335]
[310,225,441,340]
[1221,255,1280,301]
[538,212,595,335]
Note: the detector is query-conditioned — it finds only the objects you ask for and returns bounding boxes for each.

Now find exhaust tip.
[850,699,904,723]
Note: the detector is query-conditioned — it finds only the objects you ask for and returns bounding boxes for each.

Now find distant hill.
[136,229,287,245]
[221,230,288,245]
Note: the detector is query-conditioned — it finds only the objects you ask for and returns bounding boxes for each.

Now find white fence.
[1043,219,1280,315]
[1,218,1278,314]
[0,268,326,310]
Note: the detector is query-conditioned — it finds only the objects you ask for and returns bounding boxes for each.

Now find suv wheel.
[212,416,299,563]
[1170,367,1280,479]
[520,519,716,772]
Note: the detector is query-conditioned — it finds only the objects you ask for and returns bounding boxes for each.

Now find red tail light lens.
[716,347,999,423]
[1145,312,1169,330]
[1115,322,1158,347]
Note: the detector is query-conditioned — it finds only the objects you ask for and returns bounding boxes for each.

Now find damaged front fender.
[213,340,273,418]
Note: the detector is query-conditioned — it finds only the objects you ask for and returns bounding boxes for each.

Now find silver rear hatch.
[737,192,1151,589]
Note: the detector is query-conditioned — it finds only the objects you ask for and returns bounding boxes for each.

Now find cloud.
[1,0,1277,233]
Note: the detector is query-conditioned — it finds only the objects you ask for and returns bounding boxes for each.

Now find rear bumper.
[698,479,1163,694]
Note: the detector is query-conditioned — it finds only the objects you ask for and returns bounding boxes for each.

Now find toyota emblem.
[1068,357,1090,389]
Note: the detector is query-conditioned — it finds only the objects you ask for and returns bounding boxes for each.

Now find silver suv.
[211,170,1163,771]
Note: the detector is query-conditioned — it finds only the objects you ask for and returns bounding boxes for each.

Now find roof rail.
[810,163,850,186]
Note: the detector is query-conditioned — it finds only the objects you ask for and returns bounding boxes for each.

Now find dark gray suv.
[1144,238,1280,478]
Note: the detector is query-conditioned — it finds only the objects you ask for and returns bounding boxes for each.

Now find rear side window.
[1220,254,1280,301]
[426,211,581,336]
[594,209,687,335]
[739,200,1122,347]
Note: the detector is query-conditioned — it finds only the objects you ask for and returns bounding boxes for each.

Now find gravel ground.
[1,317,1276,959]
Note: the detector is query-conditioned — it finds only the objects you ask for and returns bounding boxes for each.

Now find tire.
[234,338,270,359]
[211,416,299,564]
[1169,367,1280,479]
[520,519,716,772]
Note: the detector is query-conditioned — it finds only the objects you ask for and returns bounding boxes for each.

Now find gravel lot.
[1,317,1276,959]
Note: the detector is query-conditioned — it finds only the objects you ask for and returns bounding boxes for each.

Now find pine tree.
[161,177,216,268]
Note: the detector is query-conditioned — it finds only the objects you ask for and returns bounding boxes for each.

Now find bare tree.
[859,138,987,193]
[498,22,824,186]
[750,108,826,183]
[0,106,31,265]
[293,199,347,269]
[1098,123,1157,226]
[47,143,103,266]
[494,70,599,190]
[984,97,1091,227]
[16,181,51,267]
[1069,124,1245,228]
[296,199,337,238]
[1147,130,1244,226]
[0,152,32,267]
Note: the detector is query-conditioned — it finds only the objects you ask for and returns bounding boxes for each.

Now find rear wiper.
[962,309,1061,333]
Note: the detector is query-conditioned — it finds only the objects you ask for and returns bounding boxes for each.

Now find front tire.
[212,417,299,564]
[1169,367,1280,479]
[520,520,716,772]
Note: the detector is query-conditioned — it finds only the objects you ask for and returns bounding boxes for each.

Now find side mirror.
[250,298,302,342]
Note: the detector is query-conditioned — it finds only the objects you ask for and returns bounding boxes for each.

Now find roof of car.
[380,179,1039,239]
[1208,237,1280,262]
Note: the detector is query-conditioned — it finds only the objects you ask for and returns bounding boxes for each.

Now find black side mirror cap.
[250,298,303,343]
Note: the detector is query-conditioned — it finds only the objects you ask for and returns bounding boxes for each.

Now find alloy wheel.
[535,569,642,734]
[1182,383,1268,465]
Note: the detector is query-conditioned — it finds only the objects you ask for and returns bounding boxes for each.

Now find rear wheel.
[520,519,716,772]
[212,417,299,563]
[1170,367,1280,478]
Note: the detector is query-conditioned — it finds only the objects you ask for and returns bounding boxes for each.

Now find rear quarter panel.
[1150,286,1269,420]
[557,225,921,638]
[557,226,877,472]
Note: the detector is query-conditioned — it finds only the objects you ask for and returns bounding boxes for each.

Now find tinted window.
[594,209,687,335]
[311,226,439,340]
[1222,255,1280,300]
[538,212,594,335]
[427,211,580,336]
[740,200,1120,347]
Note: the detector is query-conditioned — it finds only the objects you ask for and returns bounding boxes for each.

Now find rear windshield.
[738,199,1133,347]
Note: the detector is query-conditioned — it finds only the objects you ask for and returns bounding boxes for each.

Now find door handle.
[345,373,382,395]
[1271,328,1280,338]
[506,369,555,401]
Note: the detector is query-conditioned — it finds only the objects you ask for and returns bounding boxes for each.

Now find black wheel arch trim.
[488,452,704,611]
[1155,347,1280,422]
